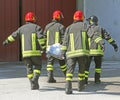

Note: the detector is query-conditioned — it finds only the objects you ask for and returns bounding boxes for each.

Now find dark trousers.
[66,56,88,79]
[86,56,102,72]
[23,56,42,75]
[47,56,66,70]
[47,56,66,66]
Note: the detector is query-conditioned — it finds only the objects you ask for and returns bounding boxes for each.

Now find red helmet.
[25,12,36,22]
[73,10,84,21]
[53,10,64,20]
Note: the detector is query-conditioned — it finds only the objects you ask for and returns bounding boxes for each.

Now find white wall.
[84,0,120,60]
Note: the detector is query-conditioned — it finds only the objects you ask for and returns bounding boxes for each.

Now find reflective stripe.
[66,73,73,77]
[61,46,67,50]
[27,73,33,78]
[78,73,85,77]
[60,65,66,69]
[78,73,85,80]
[108,38,113,43]
[88,38,91,48]
[70,33,74,51]
[21,33,41,57]
[95,37,102,43]
[22,51,41,57]
[38,38,45,45]
[66,49,89,58]
[78,77,85,81]
[66,78,72,81]
[60,65,67,71]
[34,69,41,74]
[95,68,102,73]
[8,35,15,42]
[85,71,89,74]
[90,49,104,55]
[82,32,86,50]
[32,33,36,51]
[46,31,49,49]
[85,71,89,78]
[47,65,53,71]
[21,34,24,51]
[55,32,59,43]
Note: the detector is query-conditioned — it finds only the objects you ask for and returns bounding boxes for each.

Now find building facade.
[0,0,76,61]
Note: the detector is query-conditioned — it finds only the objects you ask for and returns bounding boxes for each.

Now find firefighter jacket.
[5,22,45,58]
[61,21,104,59]
[43,19,65,51]
[88,25,117,56]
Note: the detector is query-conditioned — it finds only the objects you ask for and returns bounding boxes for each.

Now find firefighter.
[43,10,67,83]
[85,15,118,84]
[61,10,105,94]
[3,12,46,90]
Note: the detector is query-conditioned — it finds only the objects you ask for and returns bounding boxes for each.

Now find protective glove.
[3,40,8,46]
[112,43,118,52]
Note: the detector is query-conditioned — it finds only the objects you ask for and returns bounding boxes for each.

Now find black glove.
[3,40,8,46]
[112,43,118,52]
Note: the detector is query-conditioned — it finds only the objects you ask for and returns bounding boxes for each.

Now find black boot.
[31,73,40,90]
[95,73,101,84]
[29,78,34,90]
[65,81,72,94]
[47,71,56,83]
[78,80,85,92]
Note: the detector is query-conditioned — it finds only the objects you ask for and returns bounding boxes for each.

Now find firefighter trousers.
[66,56,88,81]
[23,56,42,78]
[47,56,66,73]
[85,56,102,83]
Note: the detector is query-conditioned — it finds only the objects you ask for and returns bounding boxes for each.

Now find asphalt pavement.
[0,60,120,100]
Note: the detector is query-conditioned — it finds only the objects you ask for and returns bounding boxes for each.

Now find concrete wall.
[84,0,120,60]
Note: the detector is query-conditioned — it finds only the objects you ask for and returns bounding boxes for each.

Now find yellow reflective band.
[88,38,91,48]
[38,38,45,45]
[47,68,53,71]
[70,33,75,51]
[8,35,15,42]
[85,75,88,78]
[47,64,53,71]
[66,49,89,58]
[95,68,102,73]
[27,73,33,78]
[60,65,66,69]
[95,37,102,43]
[90,49,104,55]
[32,33,36,51]
[47,64,53,67]
[61,46,67,50]
[78,73,85,77]
[66,78,72,81]
[85,71,89,74]
[55,32,59,43]
[46,31,49,49]
[108,38,113,43]
[78,77,85,81]
[34,69,41,74]
[21,34,24,51]
[82,32,86,50]
[42,46,46,49]
[22,50,41,57]
[66,73,73,77]
[61,68,67,72]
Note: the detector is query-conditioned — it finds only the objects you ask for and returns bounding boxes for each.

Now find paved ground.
[0,60,120,100]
